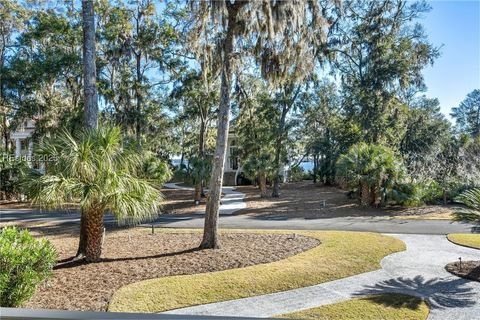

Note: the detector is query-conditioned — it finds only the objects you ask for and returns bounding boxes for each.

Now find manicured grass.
[447,233,480,249]
[109,230,405,313]
[279,294,429,320]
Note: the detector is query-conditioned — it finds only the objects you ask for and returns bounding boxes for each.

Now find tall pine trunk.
[194,120,206,203]
[82,0,98,130]
[199,7,239,250]
[77,0,98,259]
[135,53,142,143]
[272,104,288,197]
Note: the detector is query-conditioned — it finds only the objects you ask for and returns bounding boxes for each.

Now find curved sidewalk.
[164,183,246,215]
[163,234,480,319]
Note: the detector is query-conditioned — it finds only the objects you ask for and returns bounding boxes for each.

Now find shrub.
[288,166,305,182]
[139,152,173,186]
[0,227,57,307]
[0,153,33,200]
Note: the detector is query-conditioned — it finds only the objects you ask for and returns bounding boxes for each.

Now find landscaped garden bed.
[26,228,319,311]
[109,231,404,313]
[445,261,480,282]
[237,182,455,220]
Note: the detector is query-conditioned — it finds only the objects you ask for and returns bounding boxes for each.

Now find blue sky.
[422,0,480,119]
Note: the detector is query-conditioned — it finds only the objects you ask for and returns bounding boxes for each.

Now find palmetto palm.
[336,143,403,206]
[456,188,480,221]
[28,127,162,262]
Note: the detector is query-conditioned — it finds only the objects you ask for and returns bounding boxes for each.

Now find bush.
[139,152,173,186]
[390,180,466,207]
[0,152,33,200]
[288,166,305,182]
[0,227,57,307]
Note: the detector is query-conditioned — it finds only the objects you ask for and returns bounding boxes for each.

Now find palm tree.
[189,0,335,249]
[456,188,480,220]
[243,152,275,198]
[78,0,99,259]
[28,127,163,262]
[336,143,403,206]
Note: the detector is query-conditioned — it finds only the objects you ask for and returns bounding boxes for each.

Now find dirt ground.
[25,226,319,311]
[161,187,206,214]
[446,261,480,282]
[236,181,455,220]
[0,187,203,214]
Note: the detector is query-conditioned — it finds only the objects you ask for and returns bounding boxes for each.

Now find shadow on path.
[354,275,477,310]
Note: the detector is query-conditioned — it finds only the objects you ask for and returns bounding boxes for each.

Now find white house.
[223,124,289,186]
[11,119,35,159]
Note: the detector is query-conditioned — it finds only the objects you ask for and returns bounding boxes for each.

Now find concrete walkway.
[164,234,480,319]
[164,183,246,215]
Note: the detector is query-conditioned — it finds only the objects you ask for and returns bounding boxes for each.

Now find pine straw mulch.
[446,260,480,282]
[161,187,206,215]
[236,181,455,220]
[26,227,319,312]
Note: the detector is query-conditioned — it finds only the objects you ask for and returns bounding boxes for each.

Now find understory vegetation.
[0,227,57,307]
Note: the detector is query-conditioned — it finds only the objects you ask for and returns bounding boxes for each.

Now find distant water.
[299,161,314,172]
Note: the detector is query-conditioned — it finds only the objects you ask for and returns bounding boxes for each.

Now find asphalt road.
[1,208,479,235]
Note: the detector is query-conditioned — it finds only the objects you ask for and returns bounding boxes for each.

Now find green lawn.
[447,233,480,249]
[279,294,429,320]
[109,230,405,313]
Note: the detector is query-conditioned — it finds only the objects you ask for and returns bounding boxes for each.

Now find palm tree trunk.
[200,5,240,250]
[84,206,104,262]
[360,181,370,206]
[77,0,98,259]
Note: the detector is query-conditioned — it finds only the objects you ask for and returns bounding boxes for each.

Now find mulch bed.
[26,228,319,311]
[161,187,206,215]
[446,261,480,282]
[236,181,454,219]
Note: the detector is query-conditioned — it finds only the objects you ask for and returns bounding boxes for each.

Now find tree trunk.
[272,104,288,198]
[195,118,206,203]
[313,154,318,184]
[199,6,240,250]
[77,0,98,259]
[360,181,370,206]
[82,0,98,130]
[135,52,142,143]
[194,184,202,204]
[259,173,268,198]
[84,207,104,262]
